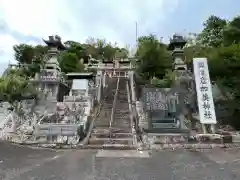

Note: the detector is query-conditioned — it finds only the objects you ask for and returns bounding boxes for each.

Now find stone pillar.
[85,79,89,97]
[129,71,139,128]
[103,72,106,88]
[129,71,136,102]
[53,85,58,97]
[126,81,133,128]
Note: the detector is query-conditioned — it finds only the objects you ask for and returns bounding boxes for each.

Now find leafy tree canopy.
[135,34,171,81]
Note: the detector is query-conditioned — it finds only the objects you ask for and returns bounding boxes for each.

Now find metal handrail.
[109,77,120,129]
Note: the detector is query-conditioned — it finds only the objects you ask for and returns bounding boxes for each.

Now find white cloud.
[0,0,179,42]
[0,34,18,66]
[0,0,179,74]
[0,34,18,53]
[0,0,65,37]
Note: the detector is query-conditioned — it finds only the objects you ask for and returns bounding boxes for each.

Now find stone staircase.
[112,78,131,130]
[86,77,135,150]
[109,78,134,149]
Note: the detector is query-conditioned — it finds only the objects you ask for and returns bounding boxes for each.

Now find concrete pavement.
[1,141,240,180]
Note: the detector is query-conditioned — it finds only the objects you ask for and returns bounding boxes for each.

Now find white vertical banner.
[193,58,217,124]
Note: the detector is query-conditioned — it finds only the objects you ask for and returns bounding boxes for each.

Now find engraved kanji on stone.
[198,62,205,68]
[202,93,210,101]
[202,101,211,110]
[200,86,208,92]
[146,102,151,110]
[199,69,205,76]
[146,92,153,102]
[200,77,207,84]
[204,110,212,119]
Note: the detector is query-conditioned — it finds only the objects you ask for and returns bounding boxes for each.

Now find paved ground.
[1,141,240,180]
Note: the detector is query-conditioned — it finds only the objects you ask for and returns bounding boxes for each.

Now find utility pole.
[135,22,138,45]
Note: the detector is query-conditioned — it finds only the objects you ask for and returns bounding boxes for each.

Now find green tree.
[209,44,240,128]
[84,37,127,60]
[13,44,35,64]
[64,41,87,60]
[197,15,227,47]
[223,16,240,46]
[58,52,85,73]
[0,73,38,107]
[13,44,48,64]
[115,48,128,59]
[135,34,171,80]
[13,44,48,77]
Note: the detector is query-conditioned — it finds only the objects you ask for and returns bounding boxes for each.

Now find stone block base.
[141,132,240,150]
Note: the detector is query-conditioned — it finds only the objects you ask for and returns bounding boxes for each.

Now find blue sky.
[0,0,240,74]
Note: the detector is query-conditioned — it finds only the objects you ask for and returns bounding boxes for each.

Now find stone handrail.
[126,81,133,129]
[79,101,103,146]
[136,101,147,130]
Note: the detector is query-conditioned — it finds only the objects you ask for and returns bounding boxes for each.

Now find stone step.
[92,127,131,133]
[114,117,129,120]
[111,128,131,132]
[94,125,110,128]
[102,106,112,108]
[110,128,132,133]
[95,117,110,121]
[143,133,190,144]
[88,138,133,145]
[115,112,129,115]
[84,144,136,150]
[91,132,132,138]
[143,128,190,134]
[114,120,130,123]
[94,124,111,128]
[112,121,131,125]
[112,124,131,127]
[153,136,188,144]
[113,121,131,124]
[114,116,129,118]
[92,128,110,134]
[115,112,129,114]
[112,117,130,120]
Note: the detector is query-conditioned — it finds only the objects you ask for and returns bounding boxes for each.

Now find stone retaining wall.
[138,132,240,150]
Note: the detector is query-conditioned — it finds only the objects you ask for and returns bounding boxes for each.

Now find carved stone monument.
[169,34,197,130]
[32,35,68,106]
[141,34,192,133]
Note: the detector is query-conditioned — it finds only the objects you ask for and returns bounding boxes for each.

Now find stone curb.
[10,141,81,149]
[9,133,240,150]
[140,143,240,150]
[145,133,240,144]
[10,139,240,150]
[189,133,240,143]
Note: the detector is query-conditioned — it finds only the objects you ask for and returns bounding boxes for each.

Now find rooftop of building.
[168,34,187,51]
[43,35,66,50]
[66,72,95,80]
